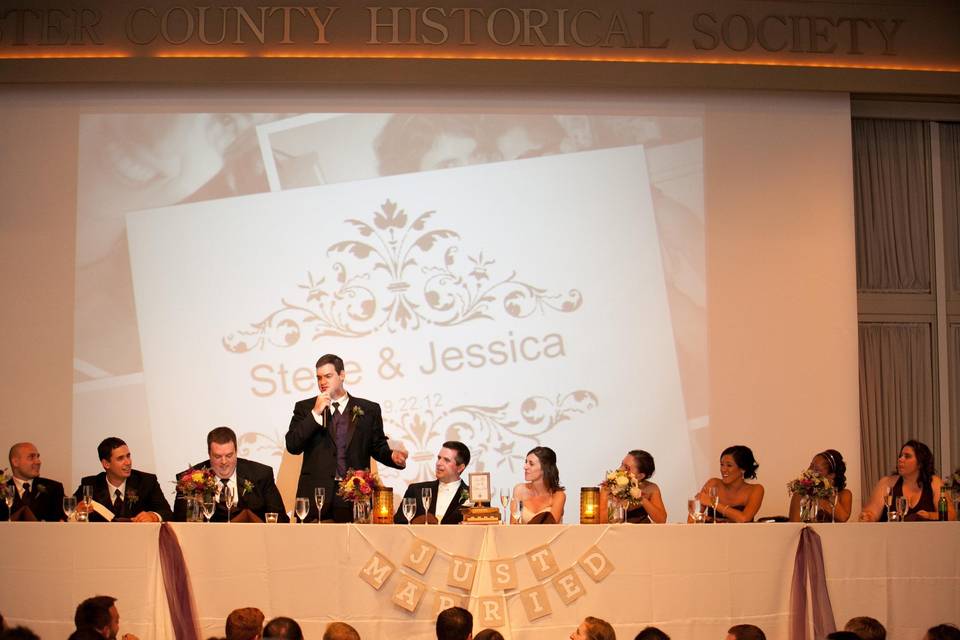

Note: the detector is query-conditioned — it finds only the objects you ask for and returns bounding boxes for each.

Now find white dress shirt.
[434,479,461,521]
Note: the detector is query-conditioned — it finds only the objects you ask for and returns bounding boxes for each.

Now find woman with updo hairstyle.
[859,439,956,521]
[620,450,667,523]
[511,446,566,524]
[789,449,853,522]
[692,445,764,523]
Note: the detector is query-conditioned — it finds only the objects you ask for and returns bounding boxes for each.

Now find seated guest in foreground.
[925,624,960,640]
[473,631,504,640]
[859,439,956,522]
[694,445,764,523]
[826,634,861,640]
[843,616,885,640]
[511,446,565,524]
[263,617,303,640]
[1,442,66,521]
[726,624,765,640]
[436,606,472,640]
[225,607,264,640]
[74,438,173,522]
[635,627,670,640]
[394,441,470,524]
[174,427,288,522]
[621,450,667,523]
[323,622,361,640]
[0,626,40,640]
[570,616,616,640]
[789,449,852,522]
[74,595,140,640]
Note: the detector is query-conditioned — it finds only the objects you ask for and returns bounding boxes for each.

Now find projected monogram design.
[222,199,583,352]
[385,390,599,483]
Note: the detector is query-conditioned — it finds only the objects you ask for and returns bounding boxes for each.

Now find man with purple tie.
[285,354,407,522]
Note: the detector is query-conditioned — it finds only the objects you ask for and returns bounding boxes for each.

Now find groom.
[285,354,407,522]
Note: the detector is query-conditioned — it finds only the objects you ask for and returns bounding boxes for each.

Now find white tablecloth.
[1,522,957,639]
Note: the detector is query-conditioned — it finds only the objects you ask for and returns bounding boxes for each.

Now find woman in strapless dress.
[511,446,566,524]
[788,449,853,522]
[621,450,667,523]
[859,440,956,522]
[693,445,765,523]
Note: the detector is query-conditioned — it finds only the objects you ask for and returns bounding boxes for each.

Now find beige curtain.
[858,323,936,497]
[853,119,932,292]
[951,325,960,477]
[942,123,960,296]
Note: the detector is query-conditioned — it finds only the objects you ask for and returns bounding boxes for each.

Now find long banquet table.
[1,521,957,640]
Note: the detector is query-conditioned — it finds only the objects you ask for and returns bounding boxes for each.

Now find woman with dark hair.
[859,440,956,521]
[788,449,853,522]
[621,450,667,523]
[511,446,566,524]
[692,445,765,523]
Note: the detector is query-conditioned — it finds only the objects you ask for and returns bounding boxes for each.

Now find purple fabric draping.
[158,522,201,640]
[789,526,837,640]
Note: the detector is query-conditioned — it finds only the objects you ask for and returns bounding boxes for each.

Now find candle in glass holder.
[373,487,394,524]
[580,487,600,524]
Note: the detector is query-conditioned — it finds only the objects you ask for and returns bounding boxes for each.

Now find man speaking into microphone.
[285,353,408,522]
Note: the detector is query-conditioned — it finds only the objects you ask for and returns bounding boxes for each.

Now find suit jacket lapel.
[441,480,468,523]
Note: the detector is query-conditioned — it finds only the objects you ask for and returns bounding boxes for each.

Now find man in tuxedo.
[173,426,288,522]
[286,353,408,522]
[1,442,66,521]
[74,437,173,522]
[394,441,470,524]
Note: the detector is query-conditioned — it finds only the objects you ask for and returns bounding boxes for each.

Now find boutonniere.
[351,405,364,423]
[241,479,254,496]
[459,487,472,506]
[125,490,139,506]
[35,483,47,495]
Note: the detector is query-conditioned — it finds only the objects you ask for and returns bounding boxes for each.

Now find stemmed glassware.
[315,487,326,522]
[688,497,702,523]
[3,491,13,520]
[421,487,433,524]
[500,489,511,525]
[80,485,93,522]
[708,486,719,524]
[883,487,894,520]
[223,484,235,523]
[402,497,416,524]
[895,496,908,522]
[295,497,309,523]
[829,489,839,523]
[511,498,523,525]
[63,496,77,521]
[201,496,215,523]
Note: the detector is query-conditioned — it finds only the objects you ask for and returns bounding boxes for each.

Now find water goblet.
[402,497,416,524]
[63,495,77,521]
[223,484,235,523]
[3,492,13,520]
[201,496,215,523]
[688,497,702,523]
[895,496,908,522]
[295,497,309,523]
[883,487,893,519]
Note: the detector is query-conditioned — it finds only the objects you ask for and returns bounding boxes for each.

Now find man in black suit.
[286,353,408,522]
[1,442,66,521]
[173,426,288,522]
[394,441,470,524]
[74,437,174,522]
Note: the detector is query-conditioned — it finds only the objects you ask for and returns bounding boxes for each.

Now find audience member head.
[68,630,106,640]
[74,595,119,639]
[826,633,861,640]
[473,630,504,640]
[8,442,41,481]
[225,607,264,640]
[323,621,361,640]
[635,627,670,640]
[624,450,656,480]
[526,446,564,493]
[897,440,935,488]
[436,606,472,640]
[0,627,40,640]
[570,616,616,640]
[262,617,303,640]
[436,441,471,483]
[726,624,766,640]
[925,624,960,640]
[721,445,759,481]
[844,616,886,640]
[813,449,847,490]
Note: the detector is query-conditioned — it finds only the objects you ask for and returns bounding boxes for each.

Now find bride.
[511,446,566,524]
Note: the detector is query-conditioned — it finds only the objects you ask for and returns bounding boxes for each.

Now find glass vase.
[353,499,371,524]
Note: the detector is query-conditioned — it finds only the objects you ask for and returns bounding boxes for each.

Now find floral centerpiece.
[177,468,219,498]
[0,468,13,503]
[338,468,381,523]
[601,469,643,522]
[787,469,834,522]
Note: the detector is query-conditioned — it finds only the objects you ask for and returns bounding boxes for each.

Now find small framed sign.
[468,472,491,505]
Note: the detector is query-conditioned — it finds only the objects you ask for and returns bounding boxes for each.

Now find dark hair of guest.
[721,445,759,480]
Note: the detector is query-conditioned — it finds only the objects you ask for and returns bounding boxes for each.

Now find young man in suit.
[1,442,66,521]
[74,437,174,522]
[173,426,288,522]
[394,441,470,524]
[286,353,408,522]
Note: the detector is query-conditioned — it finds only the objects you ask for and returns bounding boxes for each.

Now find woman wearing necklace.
[859,440,956,522]
[693,445,765,523]
[510,446,566,524]
[789,449,853,522]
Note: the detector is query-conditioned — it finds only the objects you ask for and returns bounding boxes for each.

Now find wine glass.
[223,484,235,523]
[511,498,524,524]
[402,497,416,524]
[688,497,702,524]
[3,491,13,520]
[295,497,309,523]
[201,496,215,523]
[82,484,93,510]
[829,490,839,523]
[421,487,433,524]
[883,487,893,519]
[63,495,77,521]
[499,489,511,524]
[895,496,908,522]
[314,487,326,522]
[708,486,720,524]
